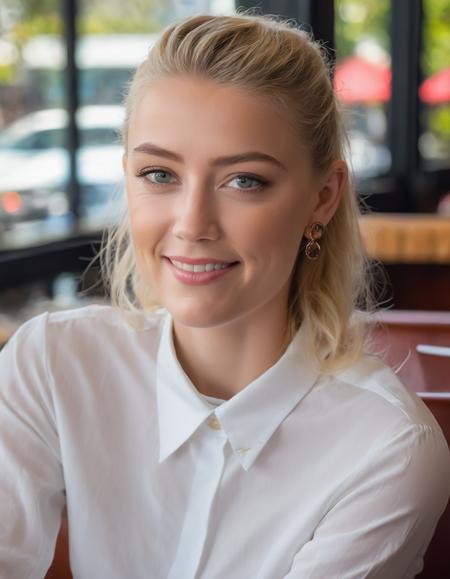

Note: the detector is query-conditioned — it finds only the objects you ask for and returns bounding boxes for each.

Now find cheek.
[265,223,304,285]
[127,205,163,268]
[129,204,152,237]
[235,201,306,267]
[126,181,171,248]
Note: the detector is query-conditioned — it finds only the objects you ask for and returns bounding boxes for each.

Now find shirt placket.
[167,413,227,579]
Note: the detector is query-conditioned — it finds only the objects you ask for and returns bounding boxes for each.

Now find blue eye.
[229,175,265,190]
[146,170,175,184]
[137,169,176,184]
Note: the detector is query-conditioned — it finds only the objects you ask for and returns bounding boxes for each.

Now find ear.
[122,153,128,174]
[309,160,348,226]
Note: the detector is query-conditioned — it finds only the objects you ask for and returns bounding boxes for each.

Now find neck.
[172,302,292,401]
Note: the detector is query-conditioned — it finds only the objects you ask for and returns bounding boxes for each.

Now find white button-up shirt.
[1,305,449,579]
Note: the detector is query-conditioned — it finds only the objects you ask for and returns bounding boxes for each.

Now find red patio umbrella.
[334,55,391,104]
[420,67,450,105]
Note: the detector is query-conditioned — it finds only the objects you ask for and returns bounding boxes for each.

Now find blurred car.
[0,106,125,230]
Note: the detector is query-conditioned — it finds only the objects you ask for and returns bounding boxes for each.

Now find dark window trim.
[388,0,422,212]
[244,1,335,50]
[1,0,449,289]
[261,0,450,213]
[0,235,101,289]
[63,0,81,219]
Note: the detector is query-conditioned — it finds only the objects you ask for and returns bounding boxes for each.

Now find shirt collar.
[156,312,320,470]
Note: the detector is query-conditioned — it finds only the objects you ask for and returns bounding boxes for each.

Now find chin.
[163,297,239,330]
[169,307,226,329]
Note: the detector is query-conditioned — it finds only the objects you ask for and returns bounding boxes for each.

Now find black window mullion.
[250,0,335,51]
[389,0,422,212]
[62,0,81,223]
[296,0,334,55]
[242,1,298,18]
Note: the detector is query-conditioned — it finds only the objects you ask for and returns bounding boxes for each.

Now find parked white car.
[0,106,125,230]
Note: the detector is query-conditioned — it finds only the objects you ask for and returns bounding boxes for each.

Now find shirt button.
[207,416,221,430]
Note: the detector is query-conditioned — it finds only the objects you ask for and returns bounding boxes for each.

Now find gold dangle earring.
[304,222,325,260]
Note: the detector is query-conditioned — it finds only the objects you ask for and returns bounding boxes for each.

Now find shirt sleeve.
[0,314,65,579]
[284,422,450,579]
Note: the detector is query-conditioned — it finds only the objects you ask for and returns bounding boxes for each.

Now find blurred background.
[0,0,449,340]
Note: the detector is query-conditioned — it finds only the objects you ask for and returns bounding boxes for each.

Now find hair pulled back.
[101,13,376,373]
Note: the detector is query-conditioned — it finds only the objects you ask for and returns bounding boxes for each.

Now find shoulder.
[323,355,450,508]
[46,303,165,333]
[307,353,450,476]
[1,305,171,415]
[2,304,168,369]
[331,352,438,431]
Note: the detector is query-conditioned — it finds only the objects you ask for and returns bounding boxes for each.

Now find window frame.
[1,0,449,288]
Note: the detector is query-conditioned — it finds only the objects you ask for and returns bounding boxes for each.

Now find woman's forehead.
[131,76,289,128]
[127,75,310,167]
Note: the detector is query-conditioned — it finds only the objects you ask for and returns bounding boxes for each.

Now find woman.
[1,13,449,579]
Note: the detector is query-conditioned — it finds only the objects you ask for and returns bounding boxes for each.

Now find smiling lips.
[165,256,238,285]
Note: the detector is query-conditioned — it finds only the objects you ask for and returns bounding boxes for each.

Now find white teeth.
[171,259,230,273]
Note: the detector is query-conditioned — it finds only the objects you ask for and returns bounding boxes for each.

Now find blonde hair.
[101,13,378,373]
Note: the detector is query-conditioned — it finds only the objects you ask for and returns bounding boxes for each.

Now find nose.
[172,184,220,242]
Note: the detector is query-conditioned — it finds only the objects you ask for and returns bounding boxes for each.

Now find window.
[334,0,391,180]
[0,0,449,291]
[0,0,235,253]
[0,0,66,249]
[419,0,450,174]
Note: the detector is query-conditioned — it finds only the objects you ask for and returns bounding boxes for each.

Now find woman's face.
[124,75,343,329]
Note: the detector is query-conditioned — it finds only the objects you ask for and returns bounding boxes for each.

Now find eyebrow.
[133,142,286,170]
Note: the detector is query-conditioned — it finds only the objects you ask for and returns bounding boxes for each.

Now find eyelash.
[227,174,268,191]
[136,167,176,185]
[135,167,269,193]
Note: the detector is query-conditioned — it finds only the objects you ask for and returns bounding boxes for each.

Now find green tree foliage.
[1,0,62,41]
[422,0,450,76]
[422,0,450,152]
[334,0,449,161]
[335,0,390,61]
[2,0,166,42]
[78,0,164,34]
[0,0,166,85]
